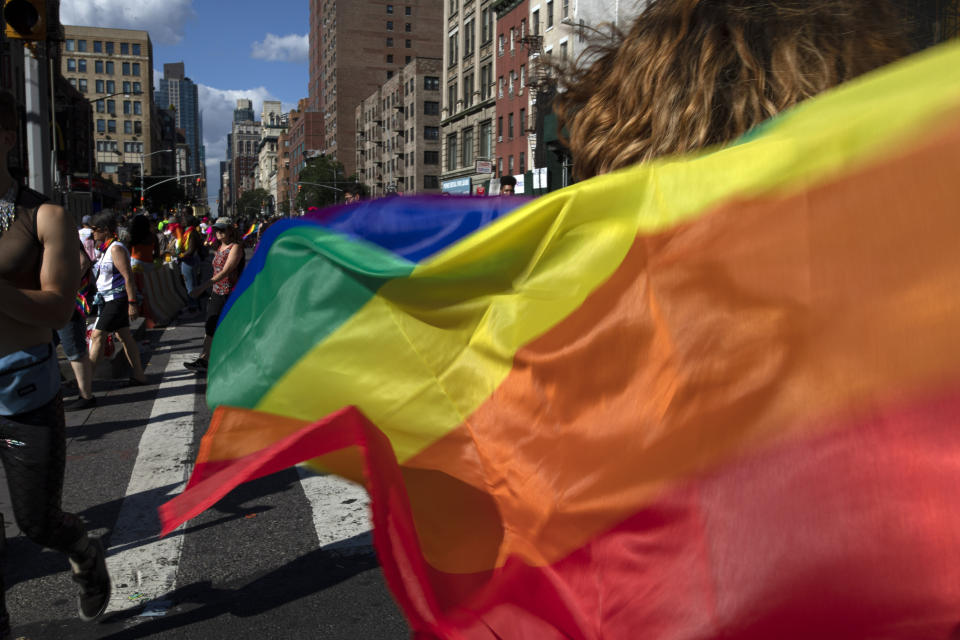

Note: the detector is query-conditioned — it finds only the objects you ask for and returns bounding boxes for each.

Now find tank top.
[212,244,238,296]
[95,239,130,301]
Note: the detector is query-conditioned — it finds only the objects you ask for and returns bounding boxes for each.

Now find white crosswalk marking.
[297,467,372,552]
[105,342,195,613]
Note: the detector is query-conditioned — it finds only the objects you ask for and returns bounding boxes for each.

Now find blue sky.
[61,0,310,211]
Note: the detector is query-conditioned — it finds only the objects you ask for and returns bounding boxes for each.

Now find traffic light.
[3,0,46,41]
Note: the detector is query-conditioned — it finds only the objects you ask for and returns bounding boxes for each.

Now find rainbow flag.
[162,42,960,638]
[242,223,258,240]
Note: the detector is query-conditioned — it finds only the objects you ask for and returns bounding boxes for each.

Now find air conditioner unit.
[497,135,503,142]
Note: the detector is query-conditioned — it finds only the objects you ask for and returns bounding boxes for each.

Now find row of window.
[448,9,493,67]
[385,5,414,16]
[65,39,143,56]
[385,54,413,65]
[385,21,413,32]
[496,152,525,178]
[95,119,143,135]
[445,121,495,171]
[385,38,413,48]
[66,59,142,77]
[445,63,493,115]
[93,99,143,116]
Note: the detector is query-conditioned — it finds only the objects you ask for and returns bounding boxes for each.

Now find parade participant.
[184,218,244,373]
[498,174,516,196]
[78,215,95,261]
[57,244,96,411]
[176,214,202,313]
[554,0,907,178]
[343,184,362,204]
[128,213,158,271]
[87,212,148,385]
[0,89,111,634]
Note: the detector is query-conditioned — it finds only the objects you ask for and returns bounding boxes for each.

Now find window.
[66,59,76,72]
[123,100,131,115]
[106,41,114,54]
[510,28,515,51]
[95,60,104,73]
[498,76,504,98]
[464,19,475,57]
[508,155,514,174]
[69,78,77,88]
[424,150,439,164]
[424,76,440,90]
[405,39,412,48]
[405,6,412,15]
[533,9,540,34]
[481,7,491,43]
[106,80,115,93]
[93,40,103,53]
[65,39,75,52]
[498,34,504,56]
[463,73,474,108]
[134,121,142,135]
[560,40,568,59]
[95,100,104,113]
[497,116,503,139]
[133,63,140,75]
[406,55,412,63]
[448,82,457,114]
[78,59,86,72]
[97,119,105,133]
[405,23,412,32]
[520,65,525,90]
[78,79,87,93]
[520,108,526,134]
[106,61,114,74]
[546,0,554,28]
[497,157,503,176]
[446,133,458,171]
[508,112,514,138]
[387,20,394,30]
[387,3,393,12]
[121,43,129,54]
[424,101,439,115]
[133,82,141,93]
[387,70,394,79]
[124,121,132,134]
[448,32,458,64]
[479,120,492,158]
[480,63,492,100]
[521,18,526,38]
[107,100,116,114]
[449,0,457,14]
[519,152,526,171]
[387,37,394,47]
[387,54,394,63]
[107,119,116,133]
[562,0,569,19]
[509,70,515,96]
[77,39,87,52]
[134,101,142,115]
[132,43,141,56]
[424,126,439,139]
[123,81,131,93]
[462,127,474,166]
[424,175,439,189]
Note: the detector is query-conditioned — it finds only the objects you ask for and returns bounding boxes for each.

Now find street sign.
[475,160,493,174]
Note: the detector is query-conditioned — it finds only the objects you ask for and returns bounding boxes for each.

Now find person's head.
[130,214,153,245]
[81,215,93,228]
[343,183,361,204]
[499,175,517,196]
[213,217,239,244]
[555,0,909,179]
[90,211,119,244]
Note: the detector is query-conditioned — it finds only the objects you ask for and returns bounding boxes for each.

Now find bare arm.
[0,203,81,328]
[210,244,242,283]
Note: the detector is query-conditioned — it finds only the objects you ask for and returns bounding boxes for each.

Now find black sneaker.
[69,537,111,622]
[183,358,207,372]
[65,395,97,411]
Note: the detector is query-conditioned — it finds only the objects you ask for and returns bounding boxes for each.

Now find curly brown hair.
[554,0,910,180]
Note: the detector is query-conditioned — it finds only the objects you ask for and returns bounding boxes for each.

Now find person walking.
[0,89,111,636]
[185,218,244,373]
[57,243,97,410]
[87,212,148,386]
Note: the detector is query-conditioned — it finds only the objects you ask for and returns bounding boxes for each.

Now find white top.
[95,241,129,301]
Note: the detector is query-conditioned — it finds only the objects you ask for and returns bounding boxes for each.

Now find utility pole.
[24,44,52,195]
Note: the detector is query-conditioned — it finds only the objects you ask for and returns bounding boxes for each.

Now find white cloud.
[251,33,308,63]
[61,0,196,45]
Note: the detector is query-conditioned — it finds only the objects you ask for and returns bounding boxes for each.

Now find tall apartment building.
[155,62,205,178]
[356,57,443,197]
[256,101,287,210]
[286,98,327,212]
[440,0,497,194]
[61,26,156,185]
[309,0,444,176]
[229,99,261,217]
[493,0,530,191]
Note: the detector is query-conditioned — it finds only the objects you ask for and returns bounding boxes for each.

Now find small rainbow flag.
[162,42,960,638]
[242,223,258,240]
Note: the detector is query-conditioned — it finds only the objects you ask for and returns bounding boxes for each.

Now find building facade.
[229,98,261,217]
[256,100,287,212]
[493,0,530,191]
[155,62,205,179]
[285,98,326,211]
[356,57,443,197]
[440,0,497,194]
[310,0,444,176]
[61,26,156,187]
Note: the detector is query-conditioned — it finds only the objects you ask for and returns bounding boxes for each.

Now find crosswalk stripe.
[105,332,196,613]
[297,467,372,553]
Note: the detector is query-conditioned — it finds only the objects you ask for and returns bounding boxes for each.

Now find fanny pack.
[0,343,60,416]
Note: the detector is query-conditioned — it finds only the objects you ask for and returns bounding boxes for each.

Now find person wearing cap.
[184,217,244,372]
[78,215,96,262]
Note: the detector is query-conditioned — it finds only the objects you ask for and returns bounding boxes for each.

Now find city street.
[3,320,409,639]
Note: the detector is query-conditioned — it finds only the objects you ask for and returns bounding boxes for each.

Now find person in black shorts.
[185,218,244,372]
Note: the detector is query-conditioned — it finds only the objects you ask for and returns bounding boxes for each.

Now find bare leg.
[115,327,146,382]
[88,330,105,368]
[68,356,94,400]
[199,335,213,361]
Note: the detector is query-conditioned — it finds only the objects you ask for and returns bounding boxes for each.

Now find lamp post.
[138,149,175,211]
[85,90,143,211]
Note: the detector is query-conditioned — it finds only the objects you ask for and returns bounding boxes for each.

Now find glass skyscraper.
[155,62,206,176]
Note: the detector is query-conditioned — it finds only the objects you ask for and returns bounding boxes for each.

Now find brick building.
[285,98,326,212]
[309,0,444,176]
[356,57,443,197]
[493,0,530,191]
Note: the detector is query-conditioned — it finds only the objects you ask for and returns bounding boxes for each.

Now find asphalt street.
[2,318,409,639]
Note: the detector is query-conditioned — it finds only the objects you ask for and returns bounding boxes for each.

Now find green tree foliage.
[294,154,361,212]
[236,188,272,223]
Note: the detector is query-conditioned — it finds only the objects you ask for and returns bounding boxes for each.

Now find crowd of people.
[0,0,920,636]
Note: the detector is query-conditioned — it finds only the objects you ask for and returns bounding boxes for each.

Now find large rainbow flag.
[162,42,960,638]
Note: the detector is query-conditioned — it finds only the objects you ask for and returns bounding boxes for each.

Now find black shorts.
[95,298,130,332]
[205,293,228,337]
